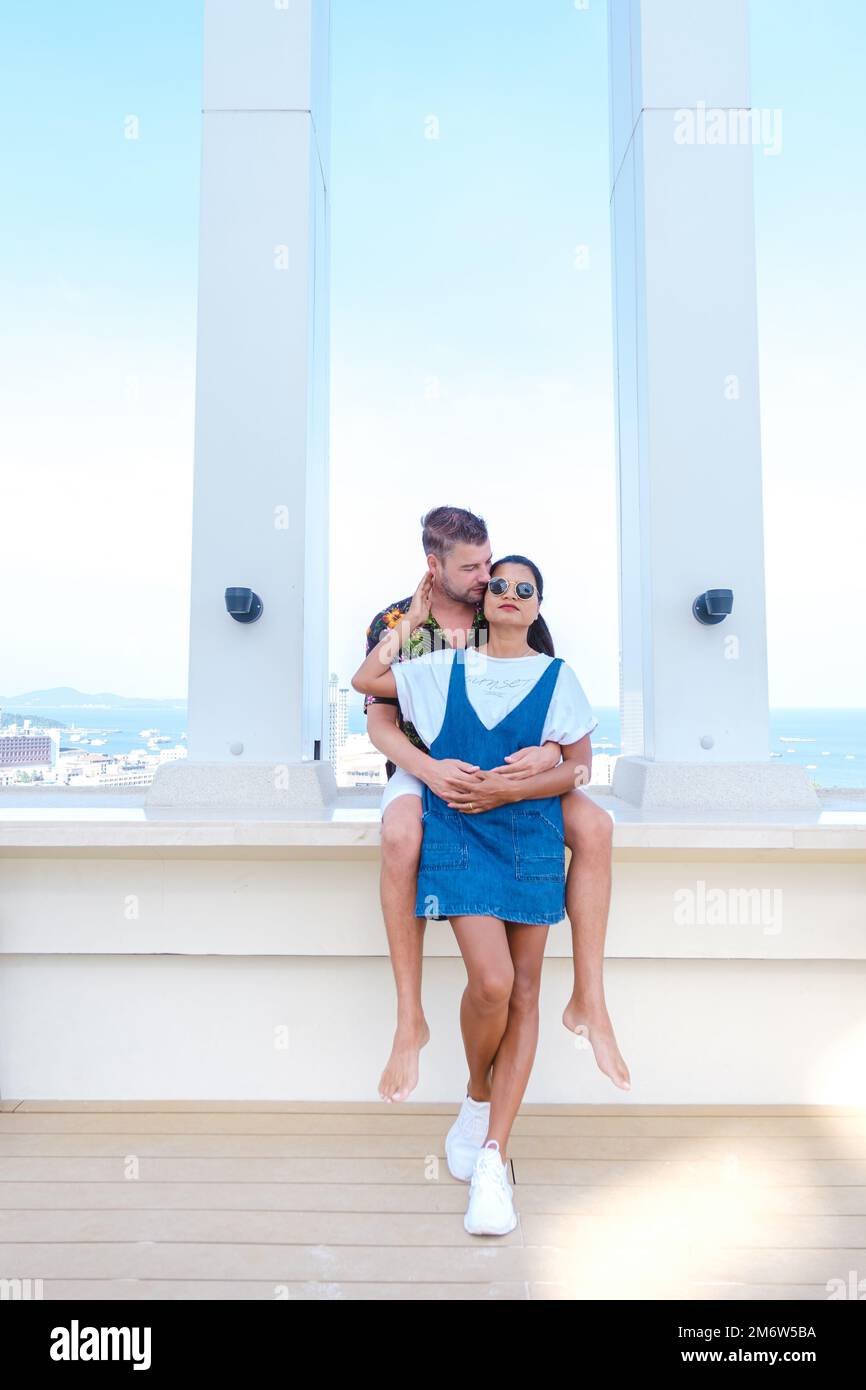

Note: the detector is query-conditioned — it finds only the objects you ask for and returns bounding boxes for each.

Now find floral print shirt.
[364,596,487,777]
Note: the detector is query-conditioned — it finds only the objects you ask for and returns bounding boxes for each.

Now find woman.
[352,556,595,1236]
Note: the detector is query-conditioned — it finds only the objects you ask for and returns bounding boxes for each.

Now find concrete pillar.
[607,0,816,808]
[149,0,333,808]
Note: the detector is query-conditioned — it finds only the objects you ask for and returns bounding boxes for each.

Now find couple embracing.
[351,506,629,1236]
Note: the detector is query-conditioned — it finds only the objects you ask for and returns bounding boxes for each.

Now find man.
[365,505,630,1101]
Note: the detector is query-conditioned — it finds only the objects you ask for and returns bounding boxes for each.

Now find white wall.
[1,851,864,1102]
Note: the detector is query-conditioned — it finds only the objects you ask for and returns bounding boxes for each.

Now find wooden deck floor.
[1,1101,865,1300]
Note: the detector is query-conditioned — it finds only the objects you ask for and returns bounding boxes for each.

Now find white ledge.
[0,787,864,855]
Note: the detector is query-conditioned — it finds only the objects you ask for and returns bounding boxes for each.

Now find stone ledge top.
[0,787,864,853]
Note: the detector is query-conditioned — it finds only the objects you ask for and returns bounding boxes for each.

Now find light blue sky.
[1,0,864,709]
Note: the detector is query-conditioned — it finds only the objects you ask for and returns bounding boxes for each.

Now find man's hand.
[421,757,481,801]
[489,742,561,779]
[405,569,435,632]
[446,768,516,813]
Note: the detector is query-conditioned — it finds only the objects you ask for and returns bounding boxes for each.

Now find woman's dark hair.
[486,554,555,656]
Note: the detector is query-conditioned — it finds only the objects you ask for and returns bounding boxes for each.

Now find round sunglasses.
[488,577,537,599]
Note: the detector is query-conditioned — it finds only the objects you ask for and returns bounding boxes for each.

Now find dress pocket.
[420,809,468,871]
[512,808,565,882]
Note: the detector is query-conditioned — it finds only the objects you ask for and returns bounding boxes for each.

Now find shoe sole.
[464,1212,518,1236]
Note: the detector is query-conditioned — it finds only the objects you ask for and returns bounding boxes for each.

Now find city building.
[327,671,348,761]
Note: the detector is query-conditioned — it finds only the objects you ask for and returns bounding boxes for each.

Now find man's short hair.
[421,506,488,560]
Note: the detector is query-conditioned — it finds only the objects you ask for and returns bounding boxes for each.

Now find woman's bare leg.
[449,915,514,1103]
[483,922,550,1163]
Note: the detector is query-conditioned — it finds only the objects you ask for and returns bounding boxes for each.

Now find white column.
[607,0,816,808]
[150,0,333,807]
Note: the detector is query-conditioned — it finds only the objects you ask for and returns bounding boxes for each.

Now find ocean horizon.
[3,702,863,790]
[350,704,866,790]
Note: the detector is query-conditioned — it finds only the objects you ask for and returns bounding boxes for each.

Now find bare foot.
[378,1017,431,1102]
[562,998,631,1091]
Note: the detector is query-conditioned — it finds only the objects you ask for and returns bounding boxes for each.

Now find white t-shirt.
[391,647,598,750]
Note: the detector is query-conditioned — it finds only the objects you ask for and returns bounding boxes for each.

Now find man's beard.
[437,573,483,607]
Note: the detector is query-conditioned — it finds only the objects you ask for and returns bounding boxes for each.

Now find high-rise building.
[0,726,59,784]
[328,672,348,761]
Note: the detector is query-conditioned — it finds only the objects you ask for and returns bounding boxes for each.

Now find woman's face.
[483,562,541,637]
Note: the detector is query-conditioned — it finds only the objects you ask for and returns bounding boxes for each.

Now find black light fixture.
[225,586,263,623]
[692,588,733,625]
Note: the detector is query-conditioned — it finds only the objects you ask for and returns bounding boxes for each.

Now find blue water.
[3,705,188,760]
[348,701,866,789]
[6,701,863,788]
[767,708,866,790]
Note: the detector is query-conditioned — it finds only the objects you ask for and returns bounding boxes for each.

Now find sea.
[348,702,866,790]
[5,705,189,761]
[6,701,864,790]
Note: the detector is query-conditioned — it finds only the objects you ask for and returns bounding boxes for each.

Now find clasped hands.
[424,745,563,814]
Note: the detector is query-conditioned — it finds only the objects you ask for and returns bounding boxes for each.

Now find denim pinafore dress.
[416,647,567,926]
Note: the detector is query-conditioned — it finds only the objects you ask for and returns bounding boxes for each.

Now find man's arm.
[367,699,563,788]
[367,702,481,800]
[356,573,481,797]
[366,703,432,781]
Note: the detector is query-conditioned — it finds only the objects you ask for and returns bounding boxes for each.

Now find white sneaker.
[445,1091,490,1181]
[464,1139,517,1236]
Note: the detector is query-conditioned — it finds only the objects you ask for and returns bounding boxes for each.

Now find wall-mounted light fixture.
[692,588,733,625]
[225,586,263,623]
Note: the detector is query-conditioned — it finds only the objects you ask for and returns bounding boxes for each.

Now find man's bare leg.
[377,794,430,1102]
[560,789,631,1090]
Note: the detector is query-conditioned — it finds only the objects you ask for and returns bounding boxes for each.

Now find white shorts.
[381,766,424,815]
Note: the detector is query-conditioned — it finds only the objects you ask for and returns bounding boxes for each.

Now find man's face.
[429,541,492,606]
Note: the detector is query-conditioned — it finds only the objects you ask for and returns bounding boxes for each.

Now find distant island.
[0,687,186,714]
